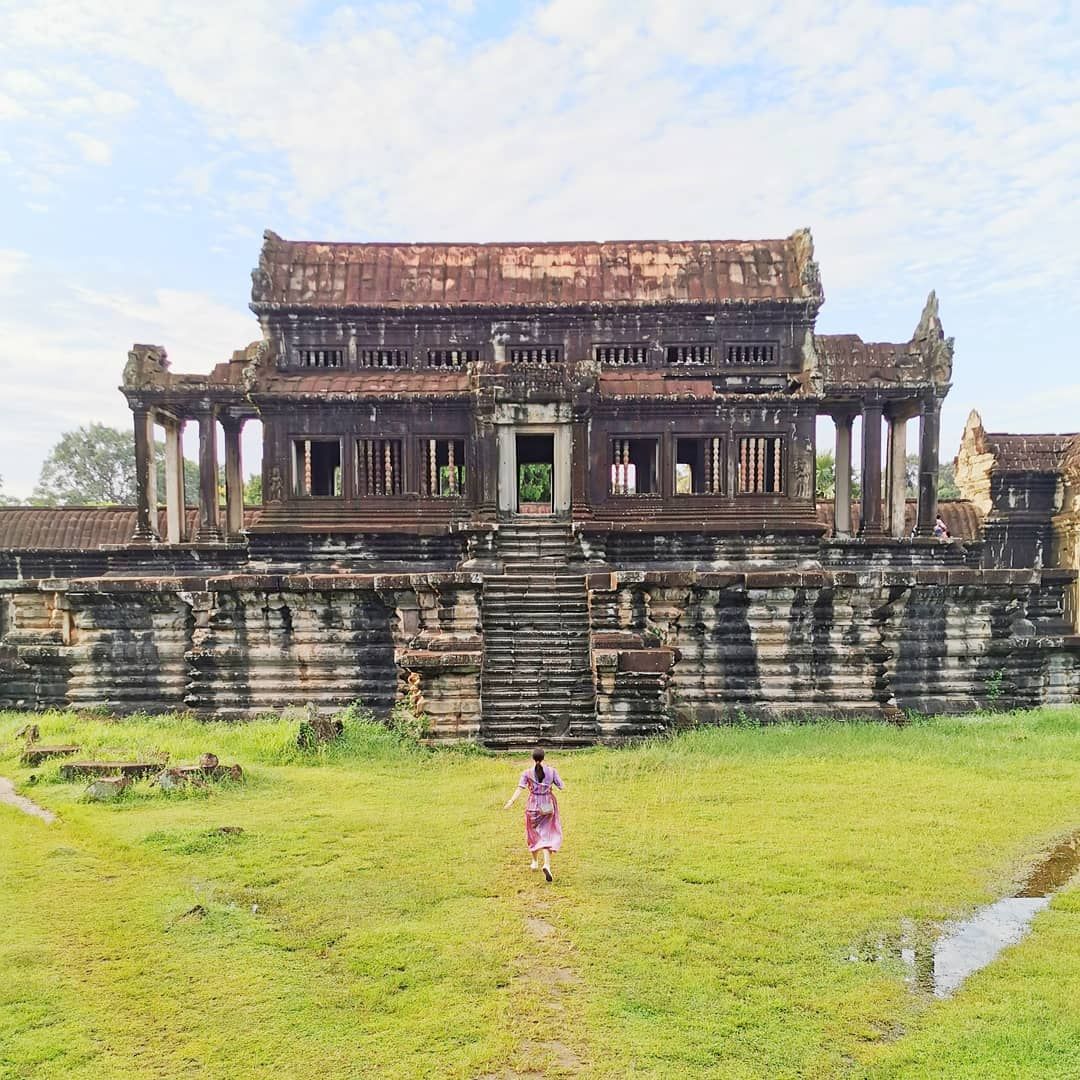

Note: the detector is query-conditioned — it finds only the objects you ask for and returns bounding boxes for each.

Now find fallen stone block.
[85,775,130,801]
[153,763,244,791]
[20,745,80,767]
[297,717,344,748]
[60,761,163,781]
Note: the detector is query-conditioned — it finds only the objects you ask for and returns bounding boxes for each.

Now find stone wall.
[0,573,482,740]
[2,564,1077,741]
[587,568,1080,724]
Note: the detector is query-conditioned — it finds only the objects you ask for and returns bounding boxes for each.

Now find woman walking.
[504,748,564,881]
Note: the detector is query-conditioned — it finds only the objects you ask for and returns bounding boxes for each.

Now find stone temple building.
[1,230,1077,747]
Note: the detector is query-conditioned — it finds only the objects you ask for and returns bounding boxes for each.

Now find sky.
[0,0,1077,497]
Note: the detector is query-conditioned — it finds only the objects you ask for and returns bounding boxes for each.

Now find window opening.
[666,345,712,365]
[359,348,409,369]
[675,437,724,494]
[508,346,562,366]
[738,437,784,494]
[594,345,649,366]
[421,438,466,496]
[293,439,342,497]
[726,343,777,365]
[296,347,344,369]
[610,438,659,495]
[426,348,479,369]
[357,438,404,496]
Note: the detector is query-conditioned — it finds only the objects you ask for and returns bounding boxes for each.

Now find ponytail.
[532,747,545,784]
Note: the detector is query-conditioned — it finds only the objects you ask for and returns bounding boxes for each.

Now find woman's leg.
[530,849,538,870]
[542,848,553,880]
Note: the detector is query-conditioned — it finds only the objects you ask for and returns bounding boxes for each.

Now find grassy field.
[2,708,1079,1079]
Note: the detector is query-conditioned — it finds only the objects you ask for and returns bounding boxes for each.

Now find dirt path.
[0,776,56,823]
[482,886,586,1079]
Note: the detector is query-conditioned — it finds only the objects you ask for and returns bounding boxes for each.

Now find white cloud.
[67,131,112,164]
[0,249,29,290]
[0,253,254,495]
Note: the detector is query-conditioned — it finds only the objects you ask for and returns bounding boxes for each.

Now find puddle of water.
[929,830,1080,999]
[850,830,1080,999]
[0,776,56,824]
[931,896,1050,998]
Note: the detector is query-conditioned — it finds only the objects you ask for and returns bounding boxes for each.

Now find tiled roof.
[0,507,261,550]
[816,333,916,384]
[984,433,1078,474]
[251,230,822,310]
[816,499,983,539]
[257,372,470,395]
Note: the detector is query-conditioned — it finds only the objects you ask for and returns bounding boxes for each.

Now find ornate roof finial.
[912,290,954,386]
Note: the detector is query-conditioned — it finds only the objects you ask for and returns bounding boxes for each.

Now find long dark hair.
[532,747,545,784]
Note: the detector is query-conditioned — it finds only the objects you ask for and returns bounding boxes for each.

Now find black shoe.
[543,866,553,882]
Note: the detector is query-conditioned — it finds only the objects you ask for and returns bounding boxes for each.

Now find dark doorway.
[516,433,554,514]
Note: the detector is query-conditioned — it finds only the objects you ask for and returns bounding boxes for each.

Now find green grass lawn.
[2,709,1079,1079]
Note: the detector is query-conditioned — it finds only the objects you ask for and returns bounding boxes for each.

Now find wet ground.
[0,775,56,823]
[851,830,1080,998]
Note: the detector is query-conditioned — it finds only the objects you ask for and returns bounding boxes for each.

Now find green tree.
[815,452,861,500]
[938,459,961,500]
[243,472,262,505]
[815,451,836,498]
[32,423,201,506]
[0,475,21,507]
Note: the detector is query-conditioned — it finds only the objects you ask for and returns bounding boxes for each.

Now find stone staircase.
[480,521,598,750]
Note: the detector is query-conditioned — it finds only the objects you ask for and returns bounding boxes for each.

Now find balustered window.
[726,343,777,365]
[359,348,409,368]
[666,344,712,365]
[675,437,724,495]
[292,438,343,497]
[738,436,785,494]
[610,437,659,496]
[507,346,562,366]
[420,438,466,497]
[356,438,404,496]
[594,344,649,366]
[295,347,344,369]
[426,348,479,369]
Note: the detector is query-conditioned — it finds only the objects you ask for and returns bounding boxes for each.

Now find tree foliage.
[32,423,201,506]
[0,475,20,507]
[244,473,262,505]
[818,450,959,503]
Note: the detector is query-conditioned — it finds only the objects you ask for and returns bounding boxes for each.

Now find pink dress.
[519,765,564,852]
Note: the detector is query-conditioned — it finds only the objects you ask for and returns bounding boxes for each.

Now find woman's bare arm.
[503,787,523,810]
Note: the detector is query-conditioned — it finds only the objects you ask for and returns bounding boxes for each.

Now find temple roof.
[0,507,260,550]
[250,229,822,310]
[960,412,1078,474]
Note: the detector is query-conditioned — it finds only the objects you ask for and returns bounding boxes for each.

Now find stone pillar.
[859,402,885,538]
[833,413,853,538]
[163,419,187,544]
[886,415,909,538]
[915,395,942,538]
[222,418,244,538]
[131,407,158,542]
[196,410,222,543]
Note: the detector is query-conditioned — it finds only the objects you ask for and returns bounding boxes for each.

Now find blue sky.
[0,0,1077,496]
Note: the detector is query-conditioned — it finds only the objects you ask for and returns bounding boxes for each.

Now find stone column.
[131,407,158,542]
[222,418,244,538]
[163,419,187,544]
[833,413,854,538]
[195,410,222,543]
[859,402,885,538]
[915,395,941,537]
[886,415,909,538]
